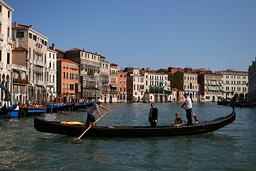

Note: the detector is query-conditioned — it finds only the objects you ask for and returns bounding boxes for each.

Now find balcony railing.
[13,78,29,85]
[110,91,118,94]
[35,60,44,67]
[37,80,45,86]
[11,64,26,72]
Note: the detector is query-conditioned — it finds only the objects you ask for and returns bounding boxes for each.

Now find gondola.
[34,107,236,138]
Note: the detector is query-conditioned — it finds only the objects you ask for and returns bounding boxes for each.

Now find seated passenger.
[171,112,183,127]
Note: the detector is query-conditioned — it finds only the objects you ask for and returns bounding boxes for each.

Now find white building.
[144,70,171,102]
[126,67,170,103]
[46,44,57,102]
[0,0,13,104]
[216,70,248,101]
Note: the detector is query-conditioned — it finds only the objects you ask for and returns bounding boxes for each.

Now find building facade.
[172,69,199,102]
[117,66,127,103]
[197,71,222,102]
[12,47,29,104]
[12,22,49,104]
[109,63,119,102]
[216,70,248,101]
[65,48,101,101]
[144,70,171,102]
[248,58,256,102]
[46,44,57,102]
[0,1,13,104]
[100,59,110,102]
[56,58,79,103]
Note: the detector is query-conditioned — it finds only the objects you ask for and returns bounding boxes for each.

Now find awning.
[35,51,43,57]
[110,84,118,88]
[0,83,7,91]
[211,80,217,86]
[208,86,218,91]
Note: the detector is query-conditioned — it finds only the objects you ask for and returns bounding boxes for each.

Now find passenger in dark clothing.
[148,103,158,127]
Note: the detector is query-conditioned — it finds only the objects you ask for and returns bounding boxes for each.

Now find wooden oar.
[76,111,109,140]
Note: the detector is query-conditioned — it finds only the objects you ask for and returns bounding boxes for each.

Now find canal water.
[0,103,255,171]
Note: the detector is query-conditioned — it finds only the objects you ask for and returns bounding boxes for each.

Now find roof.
[57,58,79,65]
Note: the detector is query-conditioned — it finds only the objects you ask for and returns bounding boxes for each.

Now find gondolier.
[181,92,193,126]
[86,99,109,127]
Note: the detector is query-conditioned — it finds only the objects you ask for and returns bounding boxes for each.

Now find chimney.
[52,43,56,50]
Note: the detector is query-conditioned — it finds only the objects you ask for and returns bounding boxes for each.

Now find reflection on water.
[0,103,255,170]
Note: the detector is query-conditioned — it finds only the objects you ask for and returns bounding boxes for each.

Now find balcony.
[7,64,12,71]
[80,70,87,75]
[13,78,29,85]
[37,80,45,86]
[110,91,118,94]
[35,60,44,67]
[11,64,26,72]
[46,82,55,87]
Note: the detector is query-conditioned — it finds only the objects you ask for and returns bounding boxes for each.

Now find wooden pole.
[76,111,109,140]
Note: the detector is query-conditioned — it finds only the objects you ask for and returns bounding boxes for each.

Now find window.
[7,27,10,37]
[33,35,37,41]
[0,50,1,61]
[16,32,24,38]
[29,33,32,39]
[7,53,10,64]
[70,84,74,90]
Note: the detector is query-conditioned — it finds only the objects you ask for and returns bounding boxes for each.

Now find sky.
[4,0,256,71]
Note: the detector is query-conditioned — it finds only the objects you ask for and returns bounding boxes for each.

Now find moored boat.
[46,103,75,113]
[0,104,19,118]
[72,102,88,110]
[19,105,46,117]
[34,107,236,138]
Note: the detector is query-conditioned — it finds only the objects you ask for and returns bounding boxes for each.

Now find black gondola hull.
[34,108,236,138]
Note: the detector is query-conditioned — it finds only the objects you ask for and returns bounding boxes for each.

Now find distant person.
[181,92,193,126]
[148,103,158,127]
[171,112,183,127]
[85,99,109,127]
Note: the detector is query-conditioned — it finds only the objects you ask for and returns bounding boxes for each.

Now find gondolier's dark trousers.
[86,114,96,127]
[186,108,192,126]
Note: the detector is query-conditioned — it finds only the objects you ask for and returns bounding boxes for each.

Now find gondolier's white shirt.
[88,103,100,115]
[184,97,192,110]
